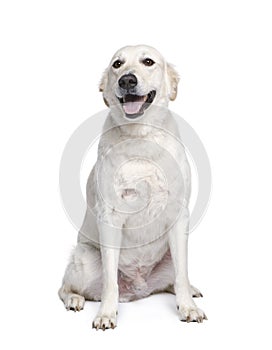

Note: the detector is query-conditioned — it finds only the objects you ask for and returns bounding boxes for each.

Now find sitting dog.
[59,45,207,330]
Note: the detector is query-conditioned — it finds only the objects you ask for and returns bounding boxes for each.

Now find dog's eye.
[112,60,123,69]
[142,58,155,66]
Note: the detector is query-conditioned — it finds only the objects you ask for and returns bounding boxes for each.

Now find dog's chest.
[96,132,183,217]
[114,157,168,207]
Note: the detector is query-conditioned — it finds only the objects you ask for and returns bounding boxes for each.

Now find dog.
[59,45,207,330]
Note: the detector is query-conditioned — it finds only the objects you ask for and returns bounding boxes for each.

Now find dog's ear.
[99,69,108,92]
[166,63,179,101]
[99,69,109,107]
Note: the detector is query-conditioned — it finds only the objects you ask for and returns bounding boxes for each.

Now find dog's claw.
[197,316,203,323]
[92,321,99,331]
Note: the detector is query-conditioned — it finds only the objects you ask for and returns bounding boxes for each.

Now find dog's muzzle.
[117,74,156,119]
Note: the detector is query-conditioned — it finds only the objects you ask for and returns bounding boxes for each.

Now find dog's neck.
[106,105,174,138]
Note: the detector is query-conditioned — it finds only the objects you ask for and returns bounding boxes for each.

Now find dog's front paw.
[92,312,117,331]
[177,304,207,323]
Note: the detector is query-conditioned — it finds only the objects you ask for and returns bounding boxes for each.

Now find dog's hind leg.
[58,243,102,311]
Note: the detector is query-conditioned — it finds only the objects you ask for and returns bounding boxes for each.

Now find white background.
[1,0,272,349]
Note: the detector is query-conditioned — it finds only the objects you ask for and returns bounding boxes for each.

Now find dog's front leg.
[169,208,207,323]
[92,223,121,330]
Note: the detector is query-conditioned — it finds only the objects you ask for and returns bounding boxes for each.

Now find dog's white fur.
[59,45,206,329]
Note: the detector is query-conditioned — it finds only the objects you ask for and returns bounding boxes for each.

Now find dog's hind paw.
[65,294,85,312]
[190,285,203,298]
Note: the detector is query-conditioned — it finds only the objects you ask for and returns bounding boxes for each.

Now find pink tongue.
[123,101,144,115]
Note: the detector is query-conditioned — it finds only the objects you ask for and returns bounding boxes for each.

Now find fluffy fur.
[59,45,206,330]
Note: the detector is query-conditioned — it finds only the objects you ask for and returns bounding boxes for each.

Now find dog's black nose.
[118,74,138,90]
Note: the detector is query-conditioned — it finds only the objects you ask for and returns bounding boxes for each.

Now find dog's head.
[99,45,179,120]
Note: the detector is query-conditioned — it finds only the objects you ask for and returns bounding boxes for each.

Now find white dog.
[59,45,207,330]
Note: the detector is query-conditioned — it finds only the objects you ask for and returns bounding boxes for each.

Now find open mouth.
[117,90,156,118]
